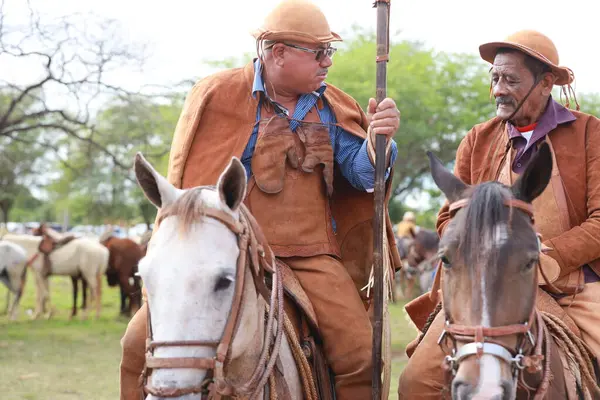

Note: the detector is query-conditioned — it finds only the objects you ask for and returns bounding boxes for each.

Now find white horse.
[134,153,303,400]
[1,241,28,320]
[3,233,109,319]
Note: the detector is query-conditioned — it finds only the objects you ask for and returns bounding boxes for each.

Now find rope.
[541,312,600,399]
[382,227,393,398]
[282,314,318,400]
[417,302,443,346]
[362,221,394,399]
[268,373,277,400]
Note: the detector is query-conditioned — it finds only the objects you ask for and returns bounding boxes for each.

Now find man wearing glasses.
[119,1,402,399]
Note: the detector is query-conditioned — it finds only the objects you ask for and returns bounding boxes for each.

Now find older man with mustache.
[398,29,600,398]
[119,1,403,399]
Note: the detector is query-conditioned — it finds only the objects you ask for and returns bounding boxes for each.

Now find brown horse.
[428,143,599,399]
[100,234,143,316]
[395,228,439,300]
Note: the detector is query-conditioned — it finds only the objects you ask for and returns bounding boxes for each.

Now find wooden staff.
[371,0,390,399]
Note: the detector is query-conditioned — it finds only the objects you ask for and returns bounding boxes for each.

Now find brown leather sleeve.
[120,303,147,400]
[544,117,600,275]
[435,128,476,237]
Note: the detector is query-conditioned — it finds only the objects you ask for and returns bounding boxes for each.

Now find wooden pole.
[372,0,390,399]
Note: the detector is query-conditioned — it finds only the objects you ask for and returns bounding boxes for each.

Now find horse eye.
[214,275,233,292]
[440,255,451,268]
[524,258,538,271]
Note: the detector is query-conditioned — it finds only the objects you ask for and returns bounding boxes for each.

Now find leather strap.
[445,308,535,339]
[449,198,534,222]
[146,356,216,370]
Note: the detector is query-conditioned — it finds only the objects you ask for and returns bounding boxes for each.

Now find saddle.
[37,229,76,278]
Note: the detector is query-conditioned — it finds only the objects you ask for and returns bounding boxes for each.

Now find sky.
[4,0,600,95]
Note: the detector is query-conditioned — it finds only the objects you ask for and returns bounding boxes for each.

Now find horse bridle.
[438,197,550,396]
[141,198,285,400]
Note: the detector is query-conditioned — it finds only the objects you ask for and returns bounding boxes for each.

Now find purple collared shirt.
[507,97,576,174]
[507,98,598,285]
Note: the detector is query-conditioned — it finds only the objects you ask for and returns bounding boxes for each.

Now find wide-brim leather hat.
[479,30,573,86]
[251,0,342,45]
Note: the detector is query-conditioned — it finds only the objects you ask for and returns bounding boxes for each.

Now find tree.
[5,185,44,222]
[0,129,46,224]
[326,30,495,198]
[47,94,183,226]
[0,1,147,171]
[578,92,600,117]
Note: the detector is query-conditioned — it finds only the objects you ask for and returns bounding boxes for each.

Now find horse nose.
[454,378,514,400]
[146,394,201,400]
[501,379,514,400]
[452,379,473,400]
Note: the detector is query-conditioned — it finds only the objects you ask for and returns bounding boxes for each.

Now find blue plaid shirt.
[241,59,397,192]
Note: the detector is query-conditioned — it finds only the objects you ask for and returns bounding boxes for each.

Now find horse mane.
[160,187,208,233]
[458,181,512,268]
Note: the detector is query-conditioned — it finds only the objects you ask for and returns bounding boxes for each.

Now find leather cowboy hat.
[479,30,573,86]
[251,0,342,45]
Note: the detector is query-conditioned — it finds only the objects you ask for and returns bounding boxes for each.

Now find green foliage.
[44,95,182,225]
[0,129,46,223]
[578,92,600,117]
[327,31,495,199]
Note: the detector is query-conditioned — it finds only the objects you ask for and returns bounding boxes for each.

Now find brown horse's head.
[428,143,552,399]
[31,223,47,236]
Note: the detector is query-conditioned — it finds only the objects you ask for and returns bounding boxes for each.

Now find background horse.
[395,227,439,300]
[427,143,598,399]
[99,233,143,316]
[0,241,28,320]
[133,153,305,400]
[4,232,109,319]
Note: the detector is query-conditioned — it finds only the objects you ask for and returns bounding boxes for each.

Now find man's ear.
[271,43,286,66]
[540,73,556,96]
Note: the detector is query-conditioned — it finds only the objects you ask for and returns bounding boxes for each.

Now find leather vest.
[497,134,584,294]
[244,104,340,258]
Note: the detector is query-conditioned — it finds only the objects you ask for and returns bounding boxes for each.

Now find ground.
[0,275,417,400]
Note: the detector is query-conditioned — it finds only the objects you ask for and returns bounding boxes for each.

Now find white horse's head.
[0,241,27,294]
[134,153,262,400]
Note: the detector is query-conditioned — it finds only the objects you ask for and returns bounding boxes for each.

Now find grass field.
[0,274,417,400]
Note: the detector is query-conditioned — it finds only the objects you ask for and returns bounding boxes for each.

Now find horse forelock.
[457,182,512,270]
[160,187,206,233]
[159,186,230,234]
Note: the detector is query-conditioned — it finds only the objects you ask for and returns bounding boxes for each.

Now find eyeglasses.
[283,43,337,62]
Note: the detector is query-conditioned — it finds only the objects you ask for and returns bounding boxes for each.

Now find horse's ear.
[409,226,417,239]
[134,152,181,209]
[511,142,552,203]
[427,151,468,203]
[217,157,247,212]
